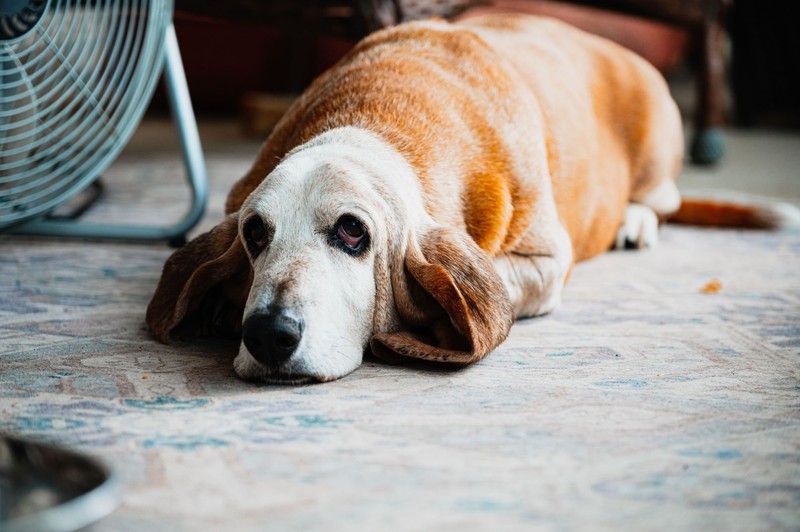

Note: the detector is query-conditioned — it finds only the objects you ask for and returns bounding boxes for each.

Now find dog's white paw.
[615,204,659,250]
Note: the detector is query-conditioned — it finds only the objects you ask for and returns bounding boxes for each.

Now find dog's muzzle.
[242,309,304,370]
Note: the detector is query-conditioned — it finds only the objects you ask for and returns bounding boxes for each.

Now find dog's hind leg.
[615,203,660,250]
[618,64,683,251]
[618,177,682,250]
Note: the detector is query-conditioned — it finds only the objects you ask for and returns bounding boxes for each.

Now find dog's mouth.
[233,351,320,385]
[261,373,316,385]
[240,364,319,385]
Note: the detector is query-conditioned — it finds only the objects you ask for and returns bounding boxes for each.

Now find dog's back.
[459,15,683,259]
[228,14,683,261]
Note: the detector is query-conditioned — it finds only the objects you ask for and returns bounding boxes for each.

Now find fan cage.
[0,0,174,228]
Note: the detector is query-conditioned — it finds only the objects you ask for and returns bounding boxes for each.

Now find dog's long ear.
[146,214,252,343]
[370,227,513,365]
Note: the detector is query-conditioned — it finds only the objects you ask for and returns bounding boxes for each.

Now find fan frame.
[4,22,207,247]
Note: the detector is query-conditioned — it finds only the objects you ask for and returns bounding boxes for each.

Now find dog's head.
[146,128,513,383]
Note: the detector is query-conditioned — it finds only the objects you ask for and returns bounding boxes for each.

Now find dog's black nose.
[242,311,304,369]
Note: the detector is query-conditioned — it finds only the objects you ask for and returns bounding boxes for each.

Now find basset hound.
[146,14,763,383]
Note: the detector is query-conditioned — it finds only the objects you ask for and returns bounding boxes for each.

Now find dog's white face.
[146,127,515,380]
[232,129,418,383]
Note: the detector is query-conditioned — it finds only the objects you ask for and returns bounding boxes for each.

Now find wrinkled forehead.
[243,153,376,217]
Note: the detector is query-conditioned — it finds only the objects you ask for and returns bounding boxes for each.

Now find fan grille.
[0,0,173,228]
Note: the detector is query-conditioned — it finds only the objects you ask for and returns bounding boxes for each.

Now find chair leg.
[690,18,726,165]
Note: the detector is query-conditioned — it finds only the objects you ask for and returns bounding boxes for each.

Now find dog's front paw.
[615,204,659,250]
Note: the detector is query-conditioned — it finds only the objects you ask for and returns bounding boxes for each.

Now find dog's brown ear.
[146,214,252,343]
[370,227,513,365]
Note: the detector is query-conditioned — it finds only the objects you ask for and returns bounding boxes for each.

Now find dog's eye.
[244,216,270,257]
[332,215,369,255]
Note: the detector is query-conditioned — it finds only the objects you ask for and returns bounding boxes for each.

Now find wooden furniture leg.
[690,16,726,165]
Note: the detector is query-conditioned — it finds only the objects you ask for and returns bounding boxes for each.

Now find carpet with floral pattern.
[1,129,799,530]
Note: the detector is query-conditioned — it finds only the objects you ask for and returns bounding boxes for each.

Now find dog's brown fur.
[148,14,686,370]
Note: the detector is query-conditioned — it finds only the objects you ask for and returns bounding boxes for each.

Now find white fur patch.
[637,180,681,216]
[235,127,425,383]
[616,203,659,250]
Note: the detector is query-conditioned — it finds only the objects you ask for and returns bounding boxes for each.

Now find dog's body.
[147,14,685,382]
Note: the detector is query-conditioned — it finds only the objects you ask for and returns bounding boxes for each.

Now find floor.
[679,128,800,205]
[1,117,799,531]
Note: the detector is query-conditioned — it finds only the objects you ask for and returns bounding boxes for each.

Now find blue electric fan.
[0,0,206,245]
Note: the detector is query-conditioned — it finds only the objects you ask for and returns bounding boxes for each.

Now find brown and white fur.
[146,15,742,383]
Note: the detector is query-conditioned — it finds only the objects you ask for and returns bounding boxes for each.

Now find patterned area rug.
[1,140,799,530]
